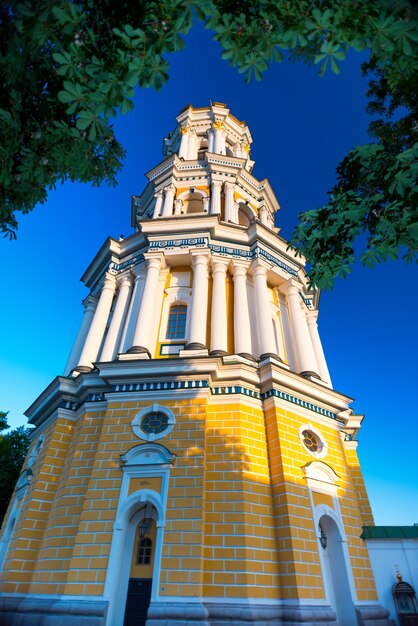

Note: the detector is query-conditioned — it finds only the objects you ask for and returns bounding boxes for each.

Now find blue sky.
[1,21,417,525]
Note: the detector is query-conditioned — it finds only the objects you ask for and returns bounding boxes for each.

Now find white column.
[210,180,222,215]
[174,198,183,215]
[224,182,235,223]
[210,259,229,355]
[75,274,117,371]
[99,274,134,362]
[128,255,164,357]
[307,312,332,386]
[231,262,253,360]
[213,124,226,154]
[178,126,189,159]
[120,269,145,352]
[232,142,241,157]
[153,191,164,219]
[64,296,97,375]
[162,184,175,217]
[187,131,198,160]
[283,280,320,379]
[237,141,246,158]
[233,200,240,223]
[251,261,281,360]
[207,129,215,153]
[186,253,209,350]
[259,205,269,226]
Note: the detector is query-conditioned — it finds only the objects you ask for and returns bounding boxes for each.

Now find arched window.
[136,537,153,565]
[166,304,187,339]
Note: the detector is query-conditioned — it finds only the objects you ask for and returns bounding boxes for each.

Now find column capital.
[102,273,117,290]
[250,258,269,277]
[154,189,163,198]
[279,278,303,296]
[83,295,98,312]
[231,260,250,278]
[131,265,145,281]
[211,257,229,273]
[190,250,210,269]
[224,181,235,190]
[117,273,134,289]
[143,252,166,271]
[164,183,176,193]
[307,310,319,324]
[211,179,222,189]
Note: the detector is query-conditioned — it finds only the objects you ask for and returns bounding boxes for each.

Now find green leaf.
[51,7,71,24]
[330,57,341,75]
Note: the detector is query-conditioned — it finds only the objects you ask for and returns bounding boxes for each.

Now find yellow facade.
[1,385,379,605]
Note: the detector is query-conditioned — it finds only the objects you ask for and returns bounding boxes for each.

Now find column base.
[355,605,394,626]
[126,345,151,358]
[209,350,229,357]
[179,348,209,358]
[147,601,339,625]
[0,596,108,626]
[185,342,207,351]
[72,365,93,374]
[260,352,283,362]
[300,370,321,380]
[238,352,257,362]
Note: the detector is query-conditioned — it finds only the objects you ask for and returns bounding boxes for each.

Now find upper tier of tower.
[131,102,279,230]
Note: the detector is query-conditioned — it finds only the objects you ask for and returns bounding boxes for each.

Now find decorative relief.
[150,237,208,249]
[256,247,298,277]
[57,380,337,423]
[300,293,314,309]
[147,238,297,276]
[263,389,337,420]
[109,255,144,272]
[212,120,225,130]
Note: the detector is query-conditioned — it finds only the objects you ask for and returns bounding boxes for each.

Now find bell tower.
[0,104,392,626]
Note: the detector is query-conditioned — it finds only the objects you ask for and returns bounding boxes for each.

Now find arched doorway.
[104,443,174,626]
[319,514,357,626]
[123,504,157,626]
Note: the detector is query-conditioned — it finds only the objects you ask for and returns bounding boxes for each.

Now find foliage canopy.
[0,0,417,287]
[0,412,31,525]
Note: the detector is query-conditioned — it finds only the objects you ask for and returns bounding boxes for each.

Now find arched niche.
[178,188,208,214]
[197,137,208,160]
[237,201,256,227]
[318,513,358,626]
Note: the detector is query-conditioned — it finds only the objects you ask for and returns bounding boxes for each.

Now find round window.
[132,404,175,441]
[299,425,327,459]
[140,412,169,435]
[302,430,319,453]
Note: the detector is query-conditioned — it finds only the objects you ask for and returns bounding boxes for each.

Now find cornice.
[259,360,353,417]
[24,354,355,433]
[25,372,110,427]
